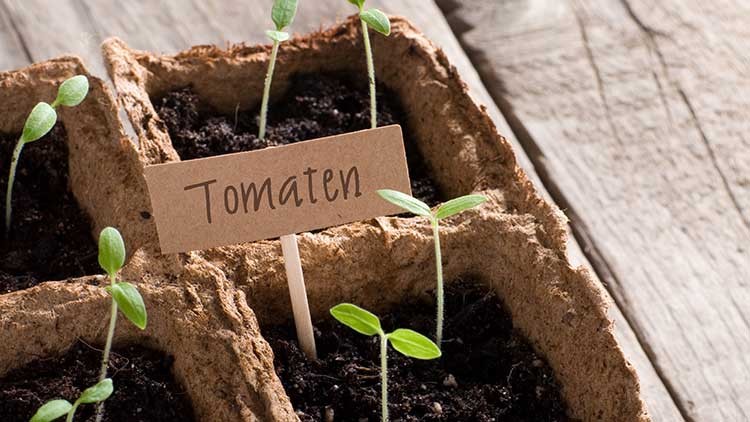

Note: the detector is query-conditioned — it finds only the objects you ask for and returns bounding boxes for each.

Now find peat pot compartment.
[262,275,571,421]
[0,282,196,422]
[243,212,647,421]
[0,122,101,294]
[0,59,115,294]
[103,17,524,214]
[150,71,444,207]
[0,269,295,421]
[0,57,156,276]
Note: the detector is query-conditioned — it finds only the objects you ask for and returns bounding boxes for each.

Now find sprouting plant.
[348,0,391,129]
[330,303,440,422]
[258,0,299,140]
[377,190,487,346]
[94,227,147,422]
[4,75,89,235]
[30,378,113,422]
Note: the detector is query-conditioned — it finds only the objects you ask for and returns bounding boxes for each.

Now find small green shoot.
[30,378,113,422]
[348,0,391,129]
[331,303,440,422]
[5,75,89,235]
[259,0,299,140]
[377,190,487,346]
[94,227,146,422]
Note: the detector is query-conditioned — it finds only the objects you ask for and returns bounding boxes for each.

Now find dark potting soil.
[155,73,441,206]
[0,342,195,422]
[266,281,569,422]
[0,125,100,294]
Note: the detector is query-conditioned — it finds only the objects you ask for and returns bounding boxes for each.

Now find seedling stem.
[259,40,280,140]
[431,219,444,344]
[361,19,377,129]
[5,141,25,235]
[380,332,389,420]
[97,272,118,383]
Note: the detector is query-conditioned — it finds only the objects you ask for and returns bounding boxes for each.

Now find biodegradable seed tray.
[0,16,653,422]
[101,16,649,421]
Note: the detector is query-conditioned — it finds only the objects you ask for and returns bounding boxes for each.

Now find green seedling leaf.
[78,378,113,404]
[387,329,442,360]
[360,8,391,36]
[330,303,381,336]
[435,194,487,220]
[98,227,125,276]
[347,0,365,10]
[21,102,57,143]
[112,282,147,329]
[377,189,432,218]
[30,399,73,422]
[53,75,89,108]
[271,0,298,30]
[265,29,290,42]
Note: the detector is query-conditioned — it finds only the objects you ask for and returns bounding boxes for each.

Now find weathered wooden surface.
[0,1,28,70]
[0,0,683,418]
[439,0,750,420]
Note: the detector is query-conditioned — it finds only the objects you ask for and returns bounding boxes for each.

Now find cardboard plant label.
[145,125,412,253]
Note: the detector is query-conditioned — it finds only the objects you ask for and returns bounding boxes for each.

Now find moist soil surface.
[0,342,195,422]
[0,125,99,294]
[156,73,441,206]
[266,280,569,422]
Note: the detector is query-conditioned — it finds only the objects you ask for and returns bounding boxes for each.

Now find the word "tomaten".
[184,165,362,224]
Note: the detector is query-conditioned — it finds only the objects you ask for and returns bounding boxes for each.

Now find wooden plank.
[1,0,103,73]
[438,0,750,420]
[4,0,673,418]
[0,0,31,70]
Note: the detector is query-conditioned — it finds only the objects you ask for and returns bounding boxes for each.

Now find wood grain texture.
[0,0,30,69]
[439,0,750,420]
[1,0,674,418]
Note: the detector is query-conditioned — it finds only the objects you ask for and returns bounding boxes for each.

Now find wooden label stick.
[280,233,317,359]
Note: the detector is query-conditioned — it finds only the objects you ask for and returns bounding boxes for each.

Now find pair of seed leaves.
[377,189,487,222]
[349,0,391,36]
[99,227,147,330]
[21,75,88,144]
[30,379,113,422]
[331,304,441,360]
[266,0,298,42]
[265,0,390,43]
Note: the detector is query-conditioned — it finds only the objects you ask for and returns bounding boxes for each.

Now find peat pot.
[4,16,650,422]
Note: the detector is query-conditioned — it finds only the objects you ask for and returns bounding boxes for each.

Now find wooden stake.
[280,233,317,359]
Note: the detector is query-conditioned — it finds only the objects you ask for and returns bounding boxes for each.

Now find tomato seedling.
[4,75,89,235]
[347,0,391,128]
[94,227,147,422]
[377,189,486,346]
[259,0,299,140]
[331,303,440,422]
[30,378,113,422]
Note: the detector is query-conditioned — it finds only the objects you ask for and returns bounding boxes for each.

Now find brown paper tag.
[144,125,412,253]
